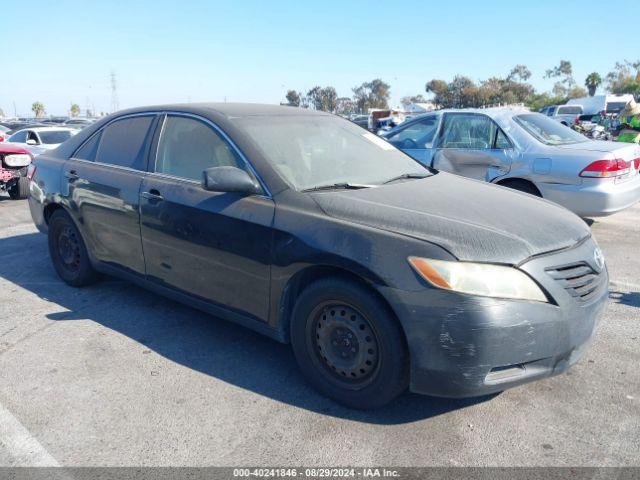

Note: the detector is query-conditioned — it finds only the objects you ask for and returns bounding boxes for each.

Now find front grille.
[546,262,606,303]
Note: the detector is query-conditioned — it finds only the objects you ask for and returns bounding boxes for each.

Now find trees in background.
[70,103,81,117]
[283,60,640,114]
[307,86,338,112]
[352,79,390,112]
[585,72,602,96]
[31,102,45,117]
[285,90,302,107]
[606,61,640,98]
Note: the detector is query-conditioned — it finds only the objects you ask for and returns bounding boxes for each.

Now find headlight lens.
[408,257,548,302]
[4,154,32,167]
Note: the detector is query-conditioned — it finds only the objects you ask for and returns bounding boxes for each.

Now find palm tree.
[70,103,81,117]
[31,101,45,118]
[585,72,602,97]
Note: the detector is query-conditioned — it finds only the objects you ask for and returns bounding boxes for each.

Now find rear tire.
[290,278,408,409]
[498,179,542,197]
[8,177,29,200]
[48,209,98,287]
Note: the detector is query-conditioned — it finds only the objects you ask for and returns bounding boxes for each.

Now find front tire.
[290,278,408,409]
[48,210,98,287]
[8,177,29,200]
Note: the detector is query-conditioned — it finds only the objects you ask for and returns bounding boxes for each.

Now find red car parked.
[0,143,32,199]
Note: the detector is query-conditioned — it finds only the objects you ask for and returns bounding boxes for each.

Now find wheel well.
[496,178,542,197]
[278,265,403,344]
[43,203,64,224]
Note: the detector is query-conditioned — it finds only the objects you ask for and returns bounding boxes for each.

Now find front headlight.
[408,257,548,302]
[4,154,31,167]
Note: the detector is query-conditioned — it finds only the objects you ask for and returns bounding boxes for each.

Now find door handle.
[141,189,164,202]
[65,170,79,181]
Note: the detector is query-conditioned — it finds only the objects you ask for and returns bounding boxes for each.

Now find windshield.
[38,130,73,144]
[557,106,582,115]
[606,101,628,113]
[235,115,430,191]
[514,113,587,145]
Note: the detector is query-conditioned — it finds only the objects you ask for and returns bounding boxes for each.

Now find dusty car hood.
[311,173,591,264]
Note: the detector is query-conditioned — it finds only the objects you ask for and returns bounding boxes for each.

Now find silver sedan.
[382,107,640,217]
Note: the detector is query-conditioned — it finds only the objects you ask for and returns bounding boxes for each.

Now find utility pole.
[110,70,119,113]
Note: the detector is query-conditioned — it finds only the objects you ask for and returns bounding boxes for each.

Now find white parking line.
[0,400,60,466]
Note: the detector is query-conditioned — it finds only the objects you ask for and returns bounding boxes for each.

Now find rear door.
[139,113,275,322]
[384,115,440,165]
[64,114,158,275]
[431,113,514,181]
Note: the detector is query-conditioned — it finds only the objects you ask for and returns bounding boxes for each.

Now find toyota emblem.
[593,248,605,271]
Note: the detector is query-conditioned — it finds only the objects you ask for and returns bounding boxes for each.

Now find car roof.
[115,102,332,119]
[13,126,77,133]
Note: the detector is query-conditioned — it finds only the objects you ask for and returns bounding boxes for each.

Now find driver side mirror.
[202,166,262,195]
[26,139,38,146]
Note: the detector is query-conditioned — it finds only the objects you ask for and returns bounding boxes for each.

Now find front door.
[63,114,158,275]
[432,113,513,181]
[139,114,275,322]
[384,115,439,166]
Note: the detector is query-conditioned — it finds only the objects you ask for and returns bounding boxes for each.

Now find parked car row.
[28,103,613,408]
[381,107,640,218]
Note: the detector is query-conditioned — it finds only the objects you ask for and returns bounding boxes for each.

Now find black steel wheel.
[48,209,98,287]
[310,302,380,388]
[291,277,408,409]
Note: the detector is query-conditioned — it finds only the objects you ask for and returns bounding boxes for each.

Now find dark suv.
[29,103,608,408]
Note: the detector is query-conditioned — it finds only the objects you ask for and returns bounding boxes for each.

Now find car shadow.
[609,289,640,308]
[0,232,493,425]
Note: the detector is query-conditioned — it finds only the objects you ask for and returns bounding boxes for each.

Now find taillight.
[579,159,631,178]
[574,116,580,124]
[634,158,640,170]
[27,163,37,181]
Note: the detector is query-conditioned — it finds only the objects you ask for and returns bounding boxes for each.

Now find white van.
[567,94,634,115]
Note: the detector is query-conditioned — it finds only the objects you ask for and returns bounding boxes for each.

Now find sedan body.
[29,104,608,408]
[382,108,640,217]
[7,126,77,156]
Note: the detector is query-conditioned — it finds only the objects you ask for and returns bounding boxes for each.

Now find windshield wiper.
[301,182,375,192]
[382,172,430,184]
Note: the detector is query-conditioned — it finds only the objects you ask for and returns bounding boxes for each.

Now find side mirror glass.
[202,166,262,195]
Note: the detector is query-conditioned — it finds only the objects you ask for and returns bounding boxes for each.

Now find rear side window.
[74,131,102,161]
[94,116,155,170]
[9,131,27,143]
[154,115,243,181]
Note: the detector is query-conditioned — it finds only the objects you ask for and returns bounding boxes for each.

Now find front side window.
[514,113,588,145]
[235,115,429,191]
[155,116,243,181]
[94,116,155,170]
[27,131,39,144]
[385,116,438,149]
[439,114,498,149]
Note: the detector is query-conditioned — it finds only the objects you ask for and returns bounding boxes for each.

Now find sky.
[1,0,638,117]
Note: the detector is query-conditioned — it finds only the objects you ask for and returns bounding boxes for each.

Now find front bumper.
[381,238,608,398]
[538,174,640,217]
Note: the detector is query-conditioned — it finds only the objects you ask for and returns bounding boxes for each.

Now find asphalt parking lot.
[0,195,638,467]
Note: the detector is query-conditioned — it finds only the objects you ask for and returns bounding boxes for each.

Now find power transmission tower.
[110,70,119,113]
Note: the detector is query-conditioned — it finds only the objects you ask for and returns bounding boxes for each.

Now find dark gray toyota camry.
[28,103,608,409]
